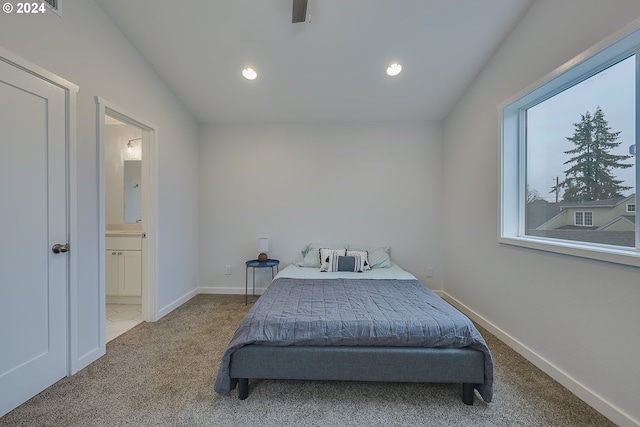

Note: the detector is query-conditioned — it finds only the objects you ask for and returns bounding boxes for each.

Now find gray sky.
[526,55,636,201]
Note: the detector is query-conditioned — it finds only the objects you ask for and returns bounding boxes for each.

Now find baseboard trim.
[157,288,198,320]
[440,291,638,427]
[106,295,142,305]
[197,286,267,295]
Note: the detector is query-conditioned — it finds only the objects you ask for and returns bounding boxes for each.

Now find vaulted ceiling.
[95,0,534,123]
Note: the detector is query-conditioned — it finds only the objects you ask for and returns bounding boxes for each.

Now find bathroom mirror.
[123,160,142,223]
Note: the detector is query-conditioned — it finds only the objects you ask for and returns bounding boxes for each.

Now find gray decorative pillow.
[330,255,364,272]
[346,250,371,271]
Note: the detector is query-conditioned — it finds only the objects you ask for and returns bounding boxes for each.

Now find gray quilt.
[214,278,493,402]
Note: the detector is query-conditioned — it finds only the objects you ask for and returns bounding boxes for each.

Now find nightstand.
[245,259,280,304]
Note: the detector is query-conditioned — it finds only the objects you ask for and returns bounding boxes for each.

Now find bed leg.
[462,383,474,405]
[238,378,249,400]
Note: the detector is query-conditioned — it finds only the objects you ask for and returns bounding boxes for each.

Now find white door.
[0,59,68,416]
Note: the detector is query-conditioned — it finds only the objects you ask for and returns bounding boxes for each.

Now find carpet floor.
[0,294,615,426]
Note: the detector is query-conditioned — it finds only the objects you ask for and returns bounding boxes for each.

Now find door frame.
[95,97,158,351]
[0,48,78,378]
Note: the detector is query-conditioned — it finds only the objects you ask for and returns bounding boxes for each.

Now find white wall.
[0,2,199,370]
[199,122,443,291]
[442,1,640,425]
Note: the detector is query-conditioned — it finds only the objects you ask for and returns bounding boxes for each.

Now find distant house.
[536,194,636,230]
[527,194,636,247]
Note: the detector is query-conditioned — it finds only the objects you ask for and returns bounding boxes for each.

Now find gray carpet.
[0,294,615,426]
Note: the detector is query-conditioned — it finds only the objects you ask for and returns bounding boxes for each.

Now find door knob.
[52,243,70,254]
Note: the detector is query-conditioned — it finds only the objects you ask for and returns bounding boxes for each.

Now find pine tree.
[560,107,633,202]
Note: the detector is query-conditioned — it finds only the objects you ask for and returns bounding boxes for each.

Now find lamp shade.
[258,238,269,253]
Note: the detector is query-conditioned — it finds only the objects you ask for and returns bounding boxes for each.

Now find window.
[574,211,594,226]
[500,24,640,266]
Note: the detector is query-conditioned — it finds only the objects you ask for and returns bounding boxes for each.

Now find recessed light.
[242,68,257,80]
[386,63,402,77]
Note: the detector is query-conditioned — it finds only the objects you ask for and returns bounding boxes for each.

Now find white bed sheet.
[274,262,418,280]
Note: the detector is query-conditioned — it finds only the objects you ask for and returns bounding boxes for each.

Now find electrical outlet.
[225,265,231,275]
[426,267,434,277]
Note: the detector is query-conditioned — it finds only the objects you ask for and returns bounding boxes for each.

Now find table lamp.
[257,238,269,262]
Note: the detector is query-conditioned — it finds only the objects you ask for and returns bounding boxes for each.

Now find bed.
[214,246,493,405]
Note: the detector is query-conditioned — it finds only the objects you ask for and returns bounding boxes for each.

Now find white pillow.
[297,243,346,267]
[346,250,371,271]
[347,245,391,268]
[319,248,346,271]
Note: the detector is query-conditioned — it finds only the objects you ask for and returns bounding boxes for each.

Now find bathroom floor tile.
[106,303,142,343]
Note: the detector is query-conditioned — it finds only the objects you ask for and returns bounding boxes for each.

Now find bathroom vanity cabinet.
[106,235,142,301]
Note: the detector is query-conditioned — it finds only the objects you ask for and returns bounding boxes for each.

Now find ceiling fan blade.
[292,0,307,23]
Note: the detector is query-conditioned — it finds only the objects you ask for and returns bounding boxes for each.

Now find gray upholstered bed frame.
[229,344,485,405]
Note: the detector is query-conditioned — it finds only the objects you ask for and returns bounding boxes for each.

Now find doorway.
[104,115,144,341]
[96,98,157,350]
